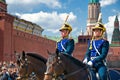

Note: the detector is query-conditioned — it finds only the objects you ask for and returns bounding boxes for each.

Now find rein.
[62,65,88,79]
[45,64,88,79]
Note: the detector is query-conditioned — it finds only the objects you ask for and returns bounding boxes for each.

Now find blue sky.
[6,0,120,42]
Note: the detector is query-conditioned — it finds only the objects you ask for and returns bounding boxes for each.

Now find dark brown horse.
[16,51,47,80]
[44,51,91,80]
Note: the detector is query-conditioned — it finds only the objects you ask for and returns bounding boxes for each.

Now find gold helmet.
[92,22,106,32]
[59,23,72,32]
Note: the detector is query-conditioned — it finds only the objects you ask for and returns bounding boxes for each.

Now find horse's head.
[44,50,89,80]
[44,50,65,80]
[16,51,47,80]
[16,51,30,79]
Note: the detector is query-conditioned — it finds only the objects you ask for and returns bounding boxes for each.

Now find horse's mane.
[61,53,85,67]
[26,53,47,64]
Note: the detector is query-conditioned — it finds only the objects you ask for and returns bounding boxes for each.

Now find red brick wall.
[13,30,56,59]
[107,47,120,61]
[73,43,88,61]
[0,12,56,61]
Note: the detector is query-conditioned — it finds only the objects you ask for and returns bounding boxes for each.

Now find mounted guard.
[83,13,110,80]
[56,15,75,56]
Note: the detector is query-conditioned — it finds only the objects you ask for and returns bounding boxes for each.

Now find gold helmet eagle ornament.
[59,23,72,32]
[59,15,72,32]
[92,13,106,33]
[92,22,106,32]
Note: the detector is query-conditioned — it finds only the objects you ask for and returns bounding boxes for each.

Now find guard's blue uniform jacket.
[57,38,74,55]
[85,39,109,80]
[85,39,109,67]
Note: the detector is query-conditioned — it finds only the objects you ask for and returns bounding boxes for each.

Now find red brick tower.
[111,15,120,46]
[78,0,101,44]
[87,0,100,35]
[0,0,14,61]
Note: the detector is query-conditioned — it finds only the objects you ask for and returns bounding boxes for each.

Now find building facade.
[0,1,56,61]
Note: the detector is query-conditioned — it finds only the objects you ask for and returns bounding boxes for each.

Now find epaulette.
[69,38,74,41]
[102,38,108,41]
[57,38,62,42]
[68,37,73,40]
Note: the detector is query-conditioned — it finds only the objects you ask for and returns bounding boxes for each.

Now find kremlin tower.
[78,0,101,44]
[0,0,14,61]
[111,15,120,46]
[87,0,100,35]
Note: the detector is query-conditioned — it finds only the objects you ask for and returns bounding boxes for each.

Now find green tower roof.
[0,0,6,3]
[115,15,118,22]
[89,0,99,3]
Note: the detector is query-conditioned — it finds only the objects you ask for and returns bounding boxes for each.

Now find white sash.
[93,40,107,66]
[61,41,67,52]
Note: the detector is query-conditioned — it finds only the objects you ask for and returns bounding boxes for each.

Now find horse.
[16,51,47,80]
[44,51,91,80]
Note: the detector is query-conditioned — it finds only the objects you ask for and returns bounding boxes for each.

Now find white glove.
[87,61,93,67]
[83,58,88,64]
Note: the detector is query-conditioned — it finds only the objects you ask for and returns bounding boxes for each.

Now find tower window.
[84,39,86,42]
[79,39,83,43]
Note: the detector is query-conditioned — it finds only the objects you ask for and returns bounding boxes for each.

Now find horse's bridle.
[18,57,30,79]
[44,55,64,79]
[44,54,88,80]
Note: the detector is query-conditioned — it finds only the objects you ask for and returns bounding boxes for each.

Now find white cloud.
[100,0,117,7]
[6,0,61,8]
[112,9,119,13]
[105,14,120,43]
[15,11,77,34]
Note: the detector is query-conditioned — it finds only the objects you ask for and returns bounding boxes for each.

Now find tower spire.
[111,15,120,46]
[115,15,118,22]
[89,0,99,3]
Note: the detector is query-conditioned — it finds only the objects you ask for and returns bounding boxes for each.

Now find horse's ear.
[22,51,25,56]
[47,49,51,55]
[55,49,59,54]
[16,59,20,66]
[22,51,26,60]
[56,48,59,56]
